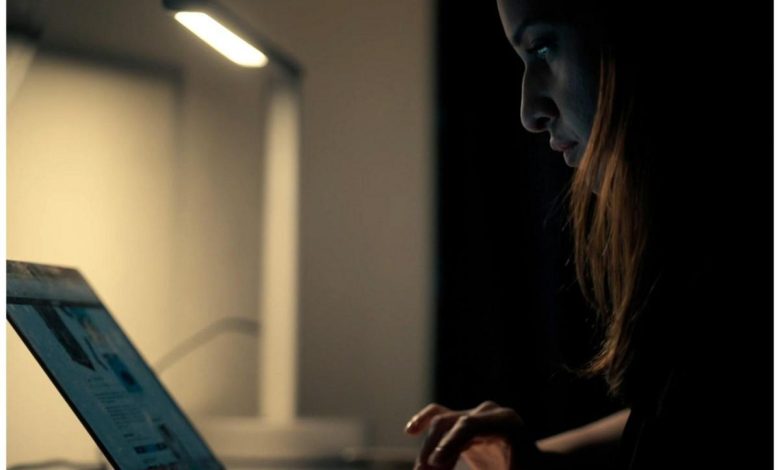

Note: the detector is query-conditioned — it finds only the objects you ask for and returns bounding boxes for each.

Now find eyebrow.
[511,19,547,46]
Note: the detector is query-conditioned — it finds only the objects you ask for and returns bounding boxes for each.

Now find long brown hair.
[568,27,659,399]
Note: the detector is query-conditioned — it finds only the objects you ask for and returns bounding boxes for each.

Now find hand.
[405,401,544,470]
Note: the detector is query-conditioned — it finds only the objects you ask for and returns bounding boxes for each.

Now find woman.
[406,0,771,469]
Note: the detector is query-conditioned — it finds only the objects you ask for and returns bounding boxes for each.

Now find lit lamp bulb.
[174,11,268,67]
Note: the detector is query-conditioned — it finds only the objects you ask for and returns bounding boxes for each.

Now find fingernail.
[405,419,416,432]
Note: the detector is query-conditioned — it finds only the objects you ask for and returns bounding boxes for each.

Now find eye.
[526,37,554,60]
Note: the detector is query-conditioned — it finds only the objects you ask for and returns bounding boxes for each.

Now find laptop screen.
[7,260,223,470]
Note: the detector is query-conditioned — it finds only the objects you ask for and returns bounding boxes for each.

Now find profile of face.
[497,0,600,168]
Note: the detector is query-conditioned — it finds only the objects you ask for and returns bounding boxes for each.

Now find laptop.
[7,260,224,470]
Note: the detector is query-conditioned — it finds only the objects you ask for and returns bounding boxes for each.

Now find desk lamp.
[160,0,362,465]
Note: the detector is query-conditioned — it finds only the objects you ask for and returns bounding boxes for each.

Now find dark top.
[614,273,771,469]
[617,363,769,469]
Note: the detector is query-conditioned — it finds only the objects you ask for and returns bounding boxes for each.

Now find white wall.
[164,65,268,417]
[7,50,269,465]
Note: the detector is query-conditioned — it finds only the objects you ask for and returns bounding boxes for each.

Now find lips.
[550,139,577,153]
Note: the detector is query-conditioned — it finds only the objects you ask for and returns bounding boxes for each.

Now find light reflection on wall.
[6,50,269,464]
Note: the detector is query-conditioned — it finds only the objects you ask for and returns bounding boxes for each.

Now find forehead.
[497,0,584,38]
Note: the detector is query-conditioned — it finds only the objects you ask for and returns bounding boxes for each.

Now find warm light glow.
[174,11,268,68]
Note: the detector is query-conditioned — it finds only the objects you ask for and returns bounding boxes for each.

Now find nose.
[520,71,557,133]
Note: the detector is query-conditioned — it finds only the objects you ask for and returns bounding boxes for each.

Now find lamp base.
[191,416,366,463]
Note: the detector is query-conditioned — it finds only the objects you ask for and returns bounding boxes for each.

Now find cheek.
[556,63,598,141]
[551,29,600,141]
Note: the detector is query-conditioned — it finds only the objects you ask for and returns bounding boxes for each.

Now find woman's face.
[497,0,600,168]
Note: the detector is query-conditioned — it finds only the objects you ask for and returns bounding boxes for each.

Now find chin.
[563,150,581,168]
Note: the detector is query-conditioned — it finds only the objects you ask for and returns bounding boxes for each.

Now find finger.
[460,436,512,470]
[406,403,451,435]
[407,401,496,435]
[413,412,462,470]
[473,400,499,413]
[427,408,528,468]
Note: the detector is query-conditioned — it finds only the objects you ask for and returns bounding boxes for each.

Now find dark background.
[432,0,773,446]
